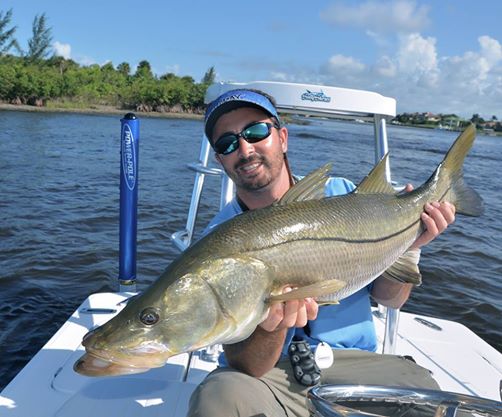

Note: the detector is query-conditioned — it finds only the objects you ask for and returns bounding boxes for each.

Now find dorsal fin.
[278,163,332,205]
[355,154,395,194]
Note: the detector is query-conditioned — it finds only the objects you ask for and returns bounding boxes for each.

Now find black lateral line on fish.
[263,218,422,247]
[316,218,420,244]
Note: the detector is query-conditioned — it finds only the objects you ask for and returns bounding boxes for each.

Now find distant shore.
[0,102,203,120]
[2,102,501,136]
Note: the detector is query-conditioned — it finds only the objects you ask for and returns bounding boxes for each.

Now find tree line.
[0,8,215,113]
[394,112,502,132]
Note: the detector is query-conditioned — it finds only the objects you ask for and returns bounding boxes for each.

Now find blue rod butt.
[119,113,139,286]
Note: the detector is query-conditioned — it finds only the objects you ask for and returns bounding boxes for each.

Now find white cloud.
[321,0,430,34]
[312,34,502,118]
[323,54,366,74]
[319,55,366,88]
[479,35,502,67]
[53,41,71,59]
[397,33,439,87]
[374,55,396,77]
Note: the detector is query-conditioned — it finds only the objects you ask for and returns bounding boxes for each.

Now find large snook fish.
[75,125,483,377]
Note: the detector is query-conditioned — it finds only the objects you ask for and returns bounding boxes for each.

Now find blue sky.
[3,0,502,118]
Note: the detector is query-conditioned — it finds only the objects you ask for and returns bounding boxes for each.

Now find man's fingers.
[305,298,319,321]
[441,202,456,223]
[259,303,285,332]
[282,299,301,328]
[293,300,308,328]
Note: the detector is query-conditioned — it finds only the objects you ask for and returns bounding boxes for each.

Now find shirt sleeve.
[201,199,243,237]
[324,177,356,196]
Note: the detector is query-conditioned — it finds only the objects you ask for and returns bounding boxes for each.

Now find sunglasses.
[213,121,280,155]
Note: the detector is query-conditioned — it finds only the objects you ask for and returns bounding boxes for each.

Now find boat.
[1,81,501,416]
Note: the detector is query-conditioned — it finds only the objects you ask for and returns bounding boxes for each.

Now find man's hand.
[259,287,319,332]
[225,288,319,377]
[403,184,456,249]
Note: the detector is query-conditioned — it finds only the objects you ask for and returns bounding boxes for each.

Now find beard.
[229,153,284,192]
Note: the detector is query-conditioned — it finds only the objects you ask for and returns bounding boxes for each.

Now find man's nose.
[237,137,255,158]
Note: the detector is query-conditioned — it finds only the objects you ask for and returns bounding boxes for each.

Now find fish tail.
[437,124,484,217]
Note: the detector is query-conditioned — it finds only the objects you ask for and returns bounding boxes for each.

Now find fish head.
[74,271,224,377]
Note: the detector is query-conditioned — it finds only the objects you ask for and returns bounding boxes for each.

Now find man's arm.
[372,198,456,308]
[224,294,318,377]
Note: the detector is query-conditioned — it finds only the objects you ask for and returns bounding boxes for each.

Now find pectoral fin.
[268,279,346,303]
[381,249,422,285]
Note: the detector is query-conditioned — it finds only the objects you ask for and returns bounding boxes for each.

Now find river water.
[0,110,500,390]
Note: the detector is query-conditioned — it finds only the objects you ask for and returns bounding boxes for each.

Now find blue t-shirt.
[203,176,378,364]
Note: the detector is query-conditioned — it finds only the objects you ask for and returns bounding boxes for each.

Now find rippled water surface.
[0,111,501,390]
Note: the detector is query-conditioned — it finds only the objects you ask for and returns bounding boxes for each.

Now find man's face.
[212,107,288,192]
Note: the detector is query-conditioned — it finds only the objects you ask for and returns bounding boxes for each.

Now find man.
[188,89,456,417]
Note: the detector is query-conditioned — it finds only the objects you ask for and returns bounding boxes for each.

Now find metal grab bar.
[373,115,400,356]
[382,307,400,354]
[170,135,235,252]
[307,385,502,417]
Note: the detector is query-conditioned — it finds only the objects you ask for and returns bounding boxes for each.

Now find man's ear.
[279,127,288,153]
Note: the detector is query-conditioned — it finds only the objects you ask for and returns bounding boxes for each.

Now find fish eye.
[139,308,160,326]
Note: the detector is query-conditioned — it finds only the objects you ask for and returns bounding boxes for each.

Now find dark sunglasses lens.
[215,135,239,155]
[214,122,274,155]
[242,123,271,142]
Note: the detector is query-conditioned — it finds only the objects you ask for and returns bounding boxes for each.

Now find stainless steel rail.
[170,136,233,252]
[307,385,502,417]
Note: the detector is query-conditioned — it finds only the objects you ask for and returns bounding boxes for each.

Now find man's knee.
[188,368,286,417]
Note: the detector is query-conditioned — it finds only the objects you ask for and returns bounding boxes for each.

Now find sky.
[2,0,502,119]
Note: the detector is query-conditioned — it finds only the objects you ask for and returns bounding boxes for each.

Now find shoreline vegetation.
[0,101,203,120]
[1,53,500,135]
[2,100,501,137]
[0,54,212,120]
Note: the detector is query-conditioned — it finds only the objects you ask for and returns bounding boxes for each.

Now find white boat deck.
[1,292,500,417]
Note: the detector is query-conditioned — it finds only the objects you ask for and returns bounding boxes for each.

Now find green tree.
[134,60,153,78]
[46,55,78,75]
[27,13,53,61]
[160,72,177,81]
[0,8,20,55]
[0,55,21,99]
[117,62,130,76]
[470,113,485,128]
[202,66,216,84]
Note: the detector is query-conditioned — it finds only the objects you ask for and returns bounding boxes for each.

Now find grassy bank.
[0,102,203,120]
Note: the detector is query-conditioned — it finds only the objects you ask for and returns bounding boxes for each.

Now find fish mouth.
[73,352,153,377]
[74,344,175,377]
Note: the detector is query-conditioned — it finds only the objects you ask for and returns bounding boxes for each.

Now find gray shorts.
[187,349,440,417]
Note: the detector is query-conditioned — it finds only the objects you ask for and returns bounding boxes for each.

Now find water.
[0,111,501,390]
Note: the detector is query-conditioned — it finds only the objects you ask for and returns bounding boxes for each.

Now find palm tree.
[202,66,216,84]
[27,13,53,61]
[0,8,20,55]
